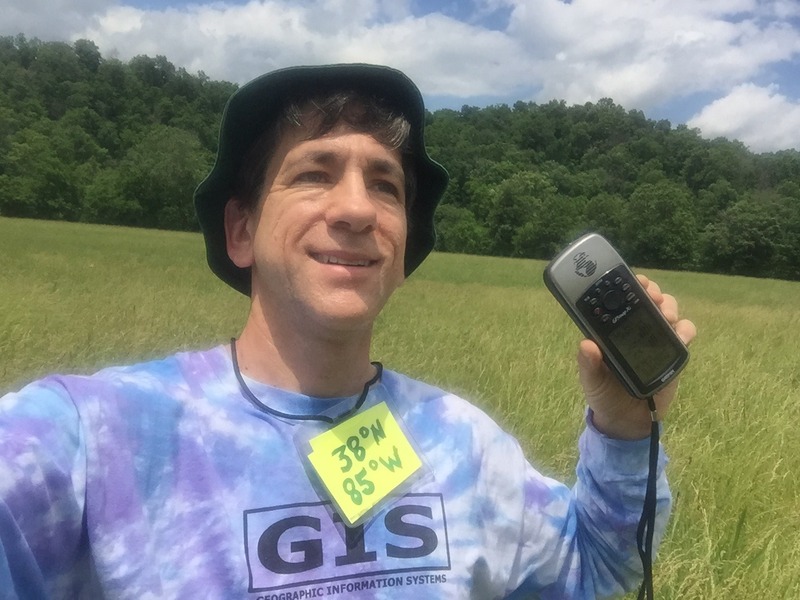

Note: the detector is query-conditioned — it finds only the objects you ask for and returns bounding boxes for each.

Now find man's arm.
[507,278,694,598]
[499,416,669,599]
[0,380,87,599]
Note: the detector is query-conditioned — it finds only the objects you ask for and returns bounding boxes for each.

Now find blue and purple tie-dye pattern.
[0,346,669,599]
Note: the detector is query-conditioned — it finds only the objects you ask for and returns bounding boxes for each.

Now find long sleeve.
[0,380,91,599]
[506,414,670,598]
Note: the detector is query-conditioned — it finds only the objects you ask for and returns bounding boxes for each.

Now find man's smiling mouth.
[312,253,375,267]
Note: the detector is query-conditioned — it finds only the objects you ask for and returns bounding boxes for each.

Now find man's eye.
[374,180,402,199]
[295,171,328,184]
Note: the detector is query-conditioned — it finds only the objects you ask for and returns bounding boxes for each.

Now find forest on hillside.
[1,34,799,280]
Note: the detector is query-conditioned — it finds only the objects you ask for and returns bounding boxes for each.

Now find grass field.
[2,216,799,598]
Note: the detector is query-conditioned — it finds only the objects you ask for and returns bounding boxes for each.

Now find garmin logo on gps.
[572,252,597,278]
[612,305,632,324]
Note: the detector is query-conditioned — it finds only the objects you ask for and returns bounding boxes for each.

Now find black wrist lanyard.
[637,396,660,600]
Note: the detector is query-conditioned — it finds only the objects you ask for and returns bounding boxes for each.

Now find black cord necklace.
[230,338,382,424]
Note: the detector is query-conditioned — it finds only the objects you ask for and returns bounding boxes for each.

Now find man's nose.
[325,171,378,232]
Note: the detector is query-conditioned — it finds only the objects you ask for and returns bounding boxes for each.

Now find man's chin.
[312,304,381,333]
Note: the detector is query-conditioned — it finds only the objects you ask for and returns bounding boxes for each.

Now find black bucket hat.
[194,63,450,296]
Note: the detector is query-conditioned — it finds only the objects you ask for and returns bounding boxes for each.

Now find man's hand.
[579,275,697,440]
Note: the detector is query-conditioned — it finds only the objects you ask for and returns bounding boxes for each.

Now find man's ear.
[224,197,255,268]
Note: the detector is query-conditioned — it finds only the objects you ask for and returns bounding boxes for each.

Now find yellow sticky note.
[307,401,422,526]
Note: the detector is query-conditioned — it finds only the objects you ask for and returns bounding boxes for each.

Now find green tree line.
[426,102,800,280]
[0,35,234,231]
[1,34,799,280]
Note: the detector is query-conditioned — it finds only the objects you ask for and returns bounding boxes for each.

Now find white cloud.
[1,0,114,41]
[74,1,530,96]
[762,0,800,19]
[687,83,800,153]
[94,6,145,35]
[502,0,800,109]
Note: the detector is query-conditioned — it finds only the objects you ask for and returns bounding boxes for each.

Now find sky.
[3,0,800,153]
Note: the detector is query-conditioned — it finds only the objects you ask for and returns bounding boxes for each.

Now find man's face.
[228,123,408,336]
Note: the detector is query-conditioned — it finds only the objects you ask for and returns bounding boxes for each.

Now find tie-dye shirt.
[0,345,669,599]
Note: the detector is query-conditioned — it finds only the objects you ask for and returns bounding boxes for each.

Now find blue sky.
[4,0,800,152]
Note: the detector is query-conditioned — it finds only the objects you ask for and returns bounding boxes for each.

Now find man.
[0,64,695,599]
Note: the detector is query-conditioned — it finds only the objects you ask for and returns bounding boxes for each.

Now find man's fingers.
[676,318,697,346]
[578,339,603,369]
[637,275,663,305]
[659,293,679,323]
[639,279,694,342]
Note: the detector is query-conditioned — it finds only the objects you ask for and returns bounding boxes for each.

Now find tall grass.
[2,217,799,598]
